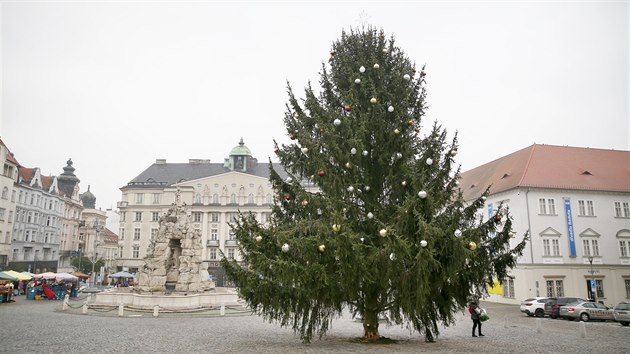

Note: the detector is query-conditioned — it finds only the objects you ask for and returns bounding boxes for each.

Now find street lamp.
[90,220,104,288]
[587,256,596,302]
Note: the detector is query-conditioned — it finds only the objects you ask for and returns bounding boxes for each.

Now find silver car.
[559,301,614,322]
[613,301,630,326]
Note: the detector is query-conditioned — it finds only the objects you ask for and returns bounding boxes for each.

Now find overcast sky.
[1,1,628,212]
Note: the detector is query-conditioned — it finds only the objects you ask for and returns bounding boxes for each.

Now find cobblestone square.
[1,297,628,353]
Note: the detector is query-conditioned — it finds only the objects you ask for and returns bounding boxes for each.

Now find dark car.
[544,297,586,319]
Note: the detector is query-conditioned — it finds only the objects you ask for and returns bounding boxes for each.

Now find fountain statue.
[135,188,214,293]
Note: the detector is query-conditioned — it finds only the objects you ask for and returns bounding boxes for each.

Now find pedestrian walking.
[468,302,484,337]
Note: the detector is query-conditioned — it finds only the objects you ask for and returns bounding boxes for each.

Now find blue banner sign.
[564,198,577,257]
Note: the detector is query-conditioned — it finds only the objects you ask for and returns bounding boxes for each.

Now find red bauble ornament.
[415,128,420,133]
[344,105,351,112]
[494,214,502,222]
[290,133,296,140]
[407,120,414,126]
[318,169,326,177]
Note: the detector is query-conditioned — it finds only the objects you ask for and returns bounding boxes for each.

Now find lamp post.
[587,256,596,302]
[90,220,104,288]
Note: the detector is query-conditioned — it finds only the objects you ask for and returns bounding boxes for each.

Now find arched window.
[1,187,8,199]
[230,193,237,204]
[266,194,273,204]
[195,193,202,204]
[248,193,255,205]
[212,194,219,204]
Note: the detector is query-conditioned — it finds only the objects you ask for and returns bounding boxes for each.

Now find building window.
[134,228,140,240]
[193,212,202,222]
[210,229,218,240]
[212,194,219,204]
[614,202,630,218]
[152,193,160,204]
[619,240,629,258]
[583,239,600,257]
[538,198,556,215]
[132,246,139,259]
[546,279,564,297]
[552,239,560,256]
[595,279,604,298]
[228,230,236,241]
[227,248,235,260]
[136,193,144,204]
[230,193,237,204]
[119,228,125,240]
[152,212,159,222]
[0,208,5,221]
[151,228,158,239]
[210,213,219,222]
[578,200,595,216]
[543,239,551,256]
[625,279,630,298]
[265,194,272,204]
[11,190,15,202]
[194,194,202,204]
[247,193,255,205]
[135,212,142,222]
[121,212,126,222]
[209,248,217,260]
[1,187,8,199]
[502,277,515,298]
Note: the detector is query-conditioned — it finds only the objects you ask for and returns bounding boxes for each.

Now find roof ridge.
[517,144,537,186]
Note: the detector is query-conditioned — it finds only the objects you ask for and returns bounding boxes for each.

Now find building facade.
[0,139,20,269]
[118,140,286,285]
[460,144,630,306]
[57,159,84,272]
[10,167,65,272]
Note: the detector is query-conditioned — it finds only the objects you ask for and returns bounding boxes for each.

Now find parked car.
[544,297,585,319]
[613,301,630,326]
[559,301,614,322]
[520,297,553,317]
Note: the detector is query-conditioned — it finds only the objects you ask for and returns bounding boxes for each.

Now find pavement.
[1,295,628,353]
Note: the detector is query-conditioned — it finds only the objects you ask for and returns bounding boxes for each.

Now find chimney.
[155,159,166,164]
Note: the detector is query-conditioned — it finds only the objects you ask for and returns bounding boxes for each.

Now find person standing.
[469,302,484,337]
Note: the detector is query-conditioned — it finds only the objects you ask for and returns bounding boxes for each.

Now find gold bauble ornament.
[370,97,377,104]
[394,128,400,135]
[468,241,477,251]
[318,244,326,253]
[255,235,262,242]
[332,224,341,233]
[301,199,309,206]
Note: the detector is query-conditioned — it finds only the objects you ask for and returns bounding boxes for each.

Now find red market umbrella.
[71,271,90,279]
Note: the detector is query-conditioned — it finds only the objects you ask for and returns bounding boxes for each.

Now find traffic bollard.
[118,304,124,317]
[220,302,225,316]
[153,305,159,317]
[536,318,542,333]
[579,321,586,338]
[82,303,88,314]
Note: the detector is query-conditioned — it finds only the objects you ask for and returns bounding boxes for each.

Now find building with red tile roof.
[460,144,630,305]
[0,138,20,268]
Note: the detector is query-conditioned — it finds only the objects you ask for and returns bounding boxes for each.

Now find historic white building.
[57,159,84,272]
[11,166,65,272]
[117,139,286,285]
[0,139,20,268]
[460,144,630,306]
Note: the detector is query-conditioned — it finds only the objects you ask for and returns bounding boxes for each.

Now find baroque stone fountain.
[93,189,237,310]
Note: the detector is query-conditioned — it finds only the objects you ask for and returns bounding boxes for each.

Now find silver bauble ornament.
[317,208,323,215]
[373,63,380,69]
[301,147,308,155]
[286,177,293,183]
[281,243,290,253]
[389,253,396,261]
[401,181,407,186]
[359,66,366,73]
[418,190,428,199]
[396,152,403,159]
[420,240,428,247]
[347,186,354,193]
[367,212,374,219]
[388,106,394,112]
[426,158,433,165]
[403,74,411,81]
[255,235,262,242]
[379,229,388,237]
[304,109,311,117]
[454,229,462,237]
[355,78,361,84]
[333,118,341,126]
[364,186,371,191]
[350,147,357,155]
[362,150,369,156]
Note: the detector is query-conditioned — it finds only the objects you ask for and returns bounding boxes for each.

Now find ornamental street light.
[90,220,104,287]
[587,256,596,302]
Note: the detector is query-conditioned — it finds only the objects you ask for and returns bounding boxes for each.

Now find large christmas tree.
[222,27,527,343]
